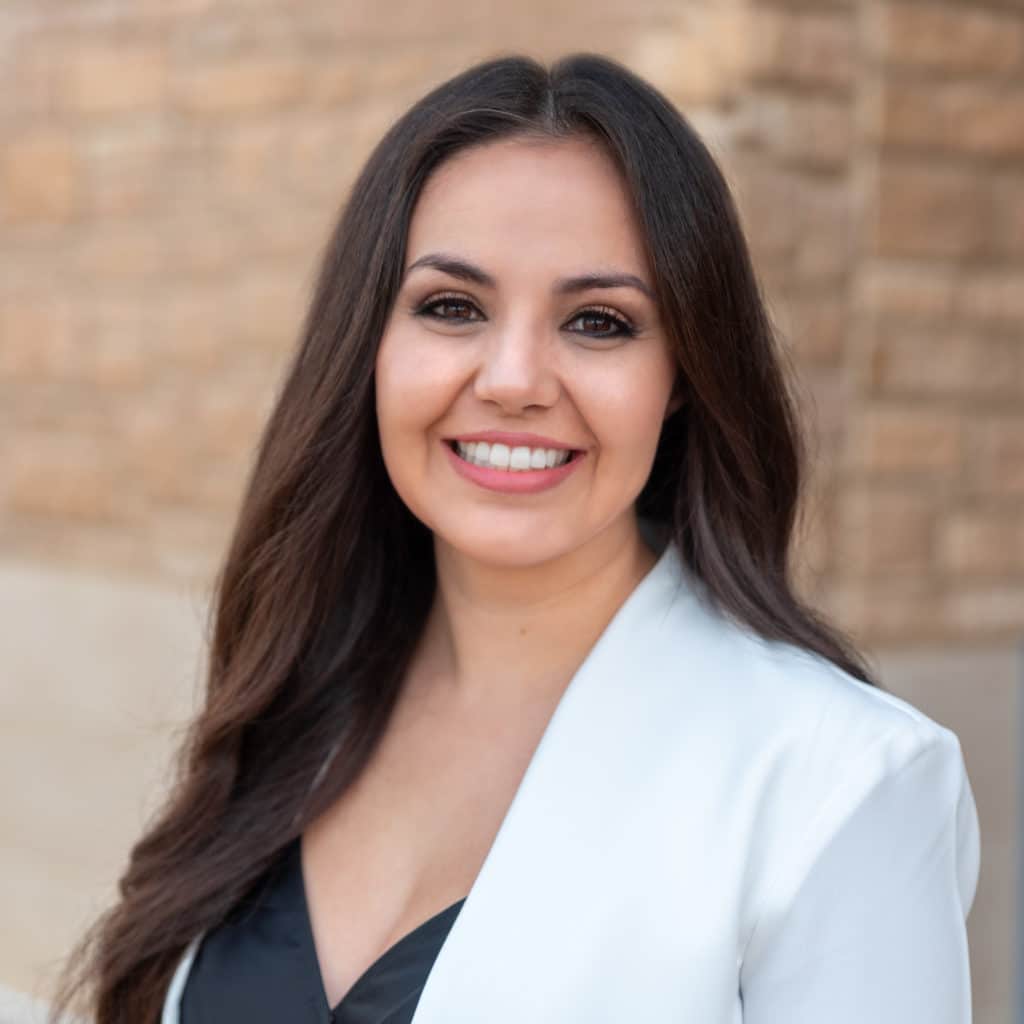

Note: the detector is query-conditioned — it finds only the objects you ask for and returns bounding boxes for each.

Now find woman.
[52,52,980,1024]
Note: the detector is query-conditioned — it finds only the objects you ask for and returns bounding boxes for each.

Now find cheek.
[580,356,675,461]
[374,340,411,446]
[377,331,448,438]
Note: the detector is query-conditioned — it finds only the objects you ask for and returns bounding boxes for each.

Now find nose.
[472,322,560,412]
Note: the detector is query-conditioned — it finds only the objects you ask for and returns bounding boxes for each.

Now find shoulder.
[728,621,957,762]
[647,550,963,770]
[730,636,982,966]
[719,627,974,853]
[721,599,966,789]
[647,570,979,926]
[643,548,977,866]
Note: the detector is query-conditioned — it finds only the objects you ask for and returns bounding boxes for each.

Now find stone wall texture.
[1,0,1020,1021]
[2,0,1022,644]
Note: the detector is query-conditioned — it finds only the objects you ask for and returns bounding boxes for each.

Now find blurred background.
[0,0,1021,1021]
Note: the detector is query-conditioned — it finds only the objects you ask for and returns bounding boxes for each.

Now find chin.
[431,514,582,569]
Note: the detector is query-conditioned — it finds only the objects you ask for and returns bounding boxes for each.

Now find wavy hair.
[51,50,876,1023]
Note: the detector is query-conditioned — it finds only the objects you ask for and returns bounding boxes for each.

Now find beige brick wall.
[837,0,1024,645]
[2,0,1019,645]
[0,0,1019,1018]
[0,0,748,588]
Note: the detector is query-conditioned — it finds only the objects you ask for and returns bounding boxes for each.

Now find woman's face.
[375,135,680,569]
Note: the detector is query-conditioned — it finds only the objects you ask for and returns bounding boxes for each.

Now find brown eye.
[413,295,637,340]
[566,308,637,340]
[415,294,483,322]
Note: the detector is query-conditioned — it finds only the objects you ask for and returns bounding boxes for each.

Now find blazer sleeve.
[738,725,981,1023]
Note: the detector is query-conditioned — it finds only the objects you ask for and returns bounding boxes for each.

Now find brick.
[827,578,941,643]
[6,438,124,523]
[629,32,725,106]
[757,260,791,303]
[966,416,1024,497]
[740,93,853,170]
[80,125,173,218]
[278,113,376,202]
[876,4,1024,75]
[193,374,273,459]
[846,407,963,476]
[836,485,935,575]
[74,228,165,279]
[232,205,334,266]
[296,1,495,41]
[940,585,1024,637]
[626,9,747,107]
[0,133,78,223]
[869,329,1022,400]
[307,63,361,107]
[880,80,1024,159]
[957,271,1024,328]
[57,42,168,114]
[119,403,197,505]
[687,110,738,163]
[5,35,57,118]
[157,296,232,372]
[192,457,250,511]
[990,174,1024,258]
[84,331,149,391]
[0,299,79,380]
[939,513,1024,576]
[795,366,849,446]
[732,158,800,262]
[162,215,237,276]
[794,185,853,283]
[749,8,854,91]
[226,276,306,353]
[778,292,846,363]
[171,56,305,114]
[874,163,990,258]
[857,264,956,322]
[214,121,287,202]
[40,0,213,21]
[703,5,751,92]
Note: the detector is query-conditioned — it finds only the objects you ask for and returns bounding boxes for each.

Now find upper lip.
[447,430,580,451]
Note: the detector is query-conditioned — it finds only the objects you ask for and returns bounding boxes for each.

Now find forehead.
[405,136,649,279]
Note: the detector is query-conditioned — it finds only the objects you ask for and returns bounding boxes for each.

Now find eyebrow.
[403,252,656,302]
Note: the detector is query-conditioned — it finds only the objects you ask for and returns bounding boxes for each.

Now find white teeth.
[454,440,573,472]
[509,446,531,470]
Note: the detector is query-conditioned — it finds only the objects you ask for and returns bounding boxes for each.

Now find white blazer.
[162,538,981,1023]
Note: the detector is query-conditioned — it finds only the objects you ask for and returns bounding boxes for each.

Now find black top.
[180,837,466,1024]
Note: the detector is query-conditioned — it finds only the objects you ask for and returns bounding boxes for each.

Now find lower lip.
[442,441,586,494]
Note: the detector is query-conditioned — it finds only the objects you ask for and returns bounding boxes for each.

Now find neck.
[413,517,659,708]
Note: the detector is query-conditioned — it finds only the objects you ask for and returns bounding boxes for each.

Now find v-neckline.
[291,836,468,1017]
[406,535,684,1022]
[295,536,675,1019]
[161,531,684,1024]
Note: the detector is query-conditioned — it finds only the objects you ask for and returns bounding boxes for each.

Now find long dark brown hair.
[51,50,877,1023]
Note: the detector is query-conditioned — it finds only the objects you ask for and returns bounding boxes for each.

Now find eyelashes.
[412,291,639,340]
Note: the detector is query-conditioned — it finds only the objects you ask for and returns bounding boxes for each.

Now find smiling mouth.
[447,439,580,472]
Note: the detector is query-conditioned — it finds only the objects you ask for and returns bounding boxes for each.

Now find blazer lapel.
[410,539,696,1022]
[161,533,701,1024]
